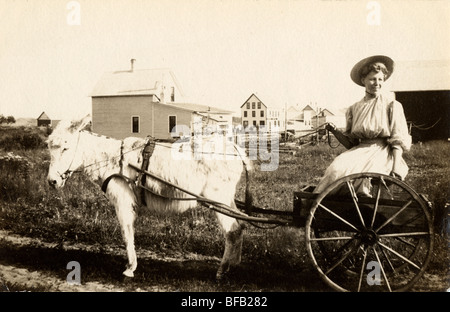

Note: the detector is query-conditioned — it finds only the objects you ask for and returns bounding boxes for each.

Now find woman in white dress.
[315,55,412,195]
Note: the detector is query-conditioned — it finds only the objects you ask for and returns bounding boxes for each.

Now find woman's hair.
[360,62,389,80]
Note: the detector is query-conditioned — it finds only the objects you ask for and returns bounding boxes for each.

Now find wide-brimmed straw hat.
[350,55,395,86]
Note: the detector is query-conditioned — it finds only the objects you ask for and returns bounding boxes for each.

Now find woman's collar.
[364,91,380,101]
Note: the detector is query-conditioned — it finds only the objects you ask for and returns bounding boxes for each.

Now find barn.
[90,60,233,140]
[391,60,450,142]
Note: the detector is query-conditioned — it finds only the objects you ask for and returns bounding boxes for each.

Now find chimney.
[130,59,136,72]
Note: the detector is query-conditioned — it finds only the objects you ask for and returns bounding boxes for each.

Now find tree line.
[0,115,16,124]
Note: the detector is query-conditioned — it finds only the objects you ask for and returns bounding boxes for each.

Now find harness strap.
[101,173,134,193]
[136,137,156,206]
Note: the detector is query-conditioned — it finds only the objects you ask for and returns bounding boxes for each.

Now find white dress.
[314,93,412,194]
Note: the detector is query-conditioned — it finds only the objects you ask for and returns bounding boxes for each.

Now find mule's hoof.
[123,269,134,278]
[121,275,134,283]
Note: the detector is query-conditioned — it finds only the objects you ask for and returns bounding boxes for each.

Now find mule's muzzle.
[47,172,65,189]
[48,179,58,188]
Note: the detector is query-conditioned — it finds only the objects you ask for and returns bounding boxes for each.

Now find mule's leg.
[105,178,138,278]
[215,200,244,281]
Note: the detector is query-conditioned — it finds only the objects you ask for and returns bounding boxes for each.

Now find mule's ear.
[78,114,92,131]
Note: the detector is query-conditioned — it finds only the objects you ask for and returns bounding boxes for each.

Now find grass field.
[0,125,448,291]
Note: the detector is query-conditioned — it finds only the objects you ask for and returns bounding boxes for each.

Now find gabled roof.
[391,59,450,92]
[37,112,50,120]
[302,105,316,112]
[240,92,274,108]
[90,68,184,97]
[320,108,335,116]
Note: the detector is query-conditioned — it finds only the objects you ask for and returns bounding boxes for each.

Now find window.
[243,121,248,128]
[132,116,139,133]
[252,111,256,117]
[169,115,176,133]
[253,121,257,126]
[246,103,250,109]
[171,87,175,102]
[244,111,247,117]
[252,102,255,109]
[260,120,265,126]
[257,102,261,109]
[260,110,264,117]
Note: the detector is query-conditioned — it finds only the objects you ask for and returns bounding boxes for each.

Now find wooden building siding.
[92,96,193,140]
[152,102,192,139]
[37,119,51,127]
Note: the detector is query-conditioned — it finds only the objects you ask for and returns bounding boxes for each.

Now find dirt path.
[0,230,221,292]
[0,230,448,292]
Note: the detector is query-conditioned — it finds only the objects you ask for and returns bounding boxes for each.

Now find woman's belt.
[359,138,388,145]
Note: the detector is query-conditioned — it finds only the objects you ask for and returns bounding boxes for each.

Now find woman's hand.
[389,170,402,180]
[325,122,337,132]
[390,147,403,180]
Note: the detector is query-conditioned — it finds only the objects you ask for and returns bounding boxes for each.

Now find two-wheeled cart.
[136,164,434,292]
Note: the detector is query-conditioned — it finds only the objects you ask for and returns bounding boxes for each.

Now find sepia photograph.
[0,0,448,303]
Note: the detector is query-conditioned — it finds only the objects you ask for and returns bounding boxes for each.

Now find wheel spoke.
[324,241,360,275]
[309,236,354,241]
[357,248,368,292]
[380,176,394,199]
[397,212,426,228]
[380,245,396,273]
[328,236,359,261]
[319,203,359,231]
[347,181,366,227]
[378,232,430,238]
[373,246,392,292]
[378,241,421,270]
[371,179,382,228]
[375,200,413,233]
[394,236,417,249]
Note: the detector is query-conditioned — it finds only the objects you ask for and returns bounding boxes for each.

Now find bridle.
[56,129,82,182]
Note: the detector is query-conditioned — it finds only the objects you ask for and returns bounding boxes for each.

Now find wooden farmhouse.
[90,60,233,140]
[391,60,450,142]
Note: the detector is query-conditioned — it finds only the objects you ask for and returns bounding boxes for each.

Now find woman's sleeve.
[388,101,412,152]
[344,106,353,136]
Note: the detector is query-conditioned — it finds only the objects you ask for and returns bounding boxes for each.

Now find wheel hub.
[360,228,378,246]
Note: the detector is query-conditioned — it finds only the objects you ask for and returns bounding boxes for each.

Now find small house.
[37,112,51,127]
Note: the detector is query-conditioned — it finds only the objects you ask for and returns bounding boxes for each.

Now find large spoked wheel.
[305,172,434,292]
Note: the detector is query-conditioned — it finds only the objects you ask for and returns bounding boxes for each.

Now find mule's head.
[47,115,91,188]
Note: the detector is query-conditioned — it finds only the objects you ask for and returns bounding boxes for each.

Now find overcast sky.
[0,0,449,120]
